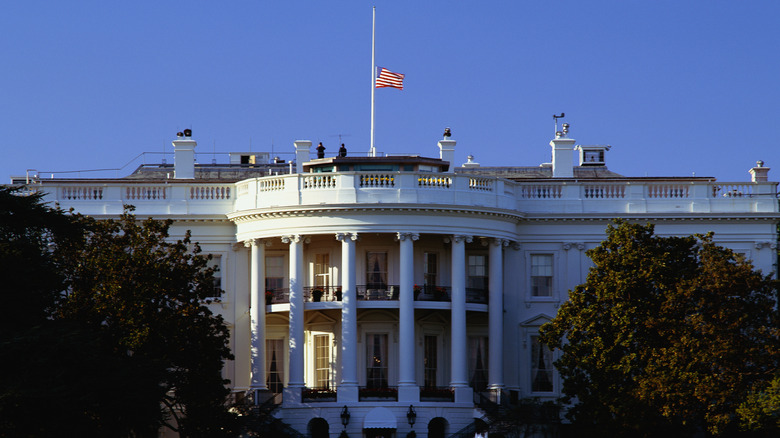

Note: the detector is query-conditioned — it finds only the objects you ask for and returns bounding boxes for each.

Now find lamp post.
[340,405,351,428]
[406,405,416,427]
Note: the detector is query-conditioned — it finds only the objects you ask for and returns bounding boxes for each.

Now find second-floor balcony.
[265,285,488,306]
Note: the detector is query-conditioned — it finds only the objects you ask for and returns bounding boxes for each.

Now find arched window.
[428,417,448,438]
[308,417,329,438]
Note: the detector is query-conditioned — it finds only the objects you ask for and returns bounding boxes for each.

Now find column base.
[453,386,473,403]
[249,388,274,405]
[337,385,359,403]
[283,386,302,405]
[398,385,420,403]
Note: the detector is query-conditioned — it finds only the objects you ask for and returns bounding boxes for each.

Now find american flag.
[375,67,404,90]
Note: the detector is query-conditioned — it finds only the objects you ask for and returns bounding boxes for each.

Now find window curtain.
[366,333,388,388]
[266,339,285,393]
[531,336,553,392]
[468,336,488,392]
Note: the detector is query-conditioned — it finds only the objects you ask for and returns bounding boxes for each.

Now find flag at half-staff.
[375,67,405,90]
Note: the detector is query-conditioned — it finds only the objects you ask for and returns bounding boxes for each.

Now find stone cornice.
[520,213,780,222]
[227,204,525,224]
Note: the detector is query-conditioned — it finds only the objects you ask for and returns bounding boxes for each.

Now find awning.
[363,407,398,429]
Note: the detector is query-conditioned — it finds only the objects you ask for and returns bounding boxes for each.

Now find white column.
[282,234,305,403]
[247,238,268,394]
[398,232,419,402]
[450,235,471,398]
[337,233,359,402]
[488,238,506,392]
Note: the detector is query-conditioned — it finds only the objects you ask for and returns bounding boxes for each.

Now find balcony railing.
[357,285,399,300]
[303,286,342,302]
[414,285,451,302]
[466,287,489,304]
[265,285,487,305]
[358,386,398,401]
[265,288,289,305]
[301,387,337,402]
[420,386,455,402]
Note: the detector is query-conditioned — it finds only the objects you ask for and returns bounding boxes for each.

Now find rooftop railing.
[25,173,778,216]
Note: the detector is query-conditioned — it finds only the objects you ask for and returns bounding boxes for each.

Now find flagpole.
[370,6,376,157]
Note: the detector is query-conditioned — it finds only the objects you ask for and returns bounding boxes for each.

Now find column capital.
[563,242,586,250]
[511,242,522,251]
[335,232,359,242]
[489,238,510,247]
[396,232,420,242]
[233,242,246,251]
[452,235,472,244]
[282,234,309,244]
[244,238,271,248]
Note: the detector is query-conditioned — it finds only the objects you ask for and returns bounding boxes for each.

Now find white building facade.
[18,128,779,438]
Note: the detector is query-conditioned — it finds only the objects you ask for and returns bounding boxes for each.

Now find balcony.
[357,285,399,301]
[413,285,450,302]
[358,386,398,401]
[301,387,337,402]
[303,286,342,302]
[420,386,455,402]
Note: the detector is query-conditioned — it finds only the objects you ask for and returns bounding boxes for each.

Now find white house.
[15,126,778,438]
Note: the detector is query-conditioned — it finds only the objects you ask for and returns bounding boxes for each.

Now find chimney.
[750,160,770,182]
[172,129,196,179]
[550,123,575,178]
[438,127,456,174]
[294,140,312,173]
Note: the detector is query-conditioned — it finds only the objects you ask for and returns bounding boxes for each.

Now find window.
[468,336,488,392]
[467,255,488,291]
[266,255,285,291]
[424,252,438,287]
[266,339,285,393]
[206,255,222,297]
[531,254,553,297]
[531,335,553,392]
[366,252,387,289]
[366,333,388,388]
[314,253,330,289]
[424,335,438,388]
[314,335,331,389]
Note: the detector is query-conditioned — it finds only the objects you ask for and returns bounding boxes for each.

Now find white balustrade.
[712,183,753,198]
[360,173,395,187]
[518,184,562,199]
[647,184,689,198]
[259,177,285,192]
[191,185,231,200]
[583,184,626,199]
[418,175,451,188]
[126,186,167,200]
[33,175,778,217]
[303,174,336,189]
[468,177,493,191]
[61,186,104,200]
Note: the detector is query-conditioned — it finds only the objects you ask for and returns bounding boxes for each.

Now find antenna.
[553,113,565,134]
[330,133,352,143]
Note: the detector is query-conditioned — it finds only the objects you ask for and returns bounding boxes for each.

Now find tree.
[1,188,161,436]
[540,220,780,437]
[0,189,238,437]
[56,207,239,437]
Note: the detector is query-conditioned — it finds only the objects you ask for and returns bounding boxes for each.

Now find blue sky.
[2,1,779,182]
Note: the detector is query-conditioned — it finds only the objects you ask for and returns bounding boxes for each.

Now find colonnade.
[245,232,508,404]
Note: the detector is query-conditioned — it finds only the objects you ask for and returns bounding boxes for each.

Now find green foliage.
[540,220,780,437]
[737,376,780,435]
[0,189,237,437]
[56,208,238,437]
